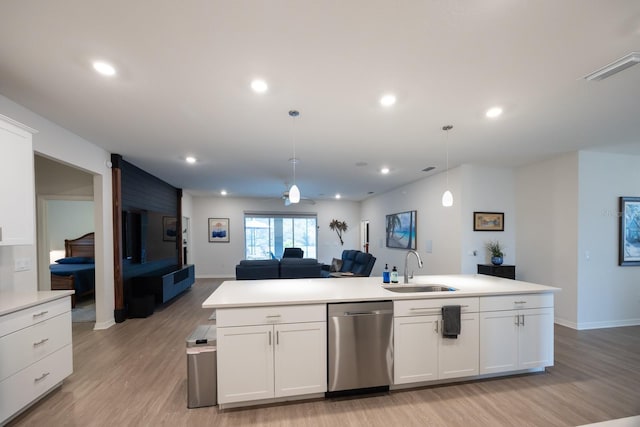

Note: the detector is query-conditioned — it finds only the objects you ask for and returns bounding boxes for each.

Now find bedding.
[49,232,96,307]
[50,262,96,296]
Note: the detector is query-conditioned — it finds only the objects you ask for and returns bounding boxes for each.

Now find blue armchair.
[322,250,376,277]
[282,247,304,258]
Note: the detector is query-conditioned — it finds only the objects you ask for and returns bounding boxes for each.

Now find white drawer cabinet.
[0,296,73,425]
[393,298,479,385]
[0,115,35,246]
[216,304,326,406]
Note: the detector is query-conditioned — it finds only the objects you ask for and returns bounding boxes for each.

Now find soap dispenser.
[383,264,390,284]
[390,266,398,283]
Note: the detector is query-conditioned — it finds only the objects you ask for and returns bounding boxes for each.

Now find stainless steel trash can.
[187,324,217,408]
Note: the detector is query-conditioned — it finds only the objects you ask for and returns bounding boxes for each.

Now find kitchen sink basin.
[382,285,457,293]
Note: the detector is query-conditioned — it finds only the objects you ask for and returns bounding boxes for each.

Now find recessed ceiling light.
[220,190,227,196]
[381,167,390,174]
[92,61,116,76]
[251,79,268,93]
[486,107,503,118]
[380,94,396,107]
[335,194,341,199]
[185,156,196,164]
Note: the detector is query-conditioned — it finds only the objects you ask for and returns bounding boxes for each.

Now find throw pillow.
[330,258,343,272]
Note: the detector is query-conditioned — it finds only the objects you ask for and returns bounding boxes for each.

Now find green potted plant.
[485,240,504,265]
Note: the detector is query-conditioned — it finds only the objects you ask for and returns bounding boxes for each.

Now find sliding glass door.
[244,213,317,259]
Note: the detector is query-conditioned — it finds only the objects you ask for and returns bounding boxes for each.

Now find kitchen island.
[203,274,560,409]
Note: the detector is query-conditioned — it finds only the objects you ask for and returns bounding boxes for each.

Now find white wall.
[361,167,463,277]
[577,151,640,329]
[47,200,94,253]
[460,165,516,274]
[191,196,361,278]
[516,152,579,328]
[0,94,115,330]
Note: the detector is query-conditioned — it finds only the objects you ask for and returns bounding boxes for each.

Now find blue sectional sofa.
[235,258,322,280]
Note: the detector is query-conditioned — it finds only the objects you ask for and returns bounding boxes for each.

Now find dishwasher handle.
[336,309,393,317]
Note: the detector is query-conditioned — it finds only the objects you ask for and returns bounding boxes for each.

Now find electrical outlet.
[14,257,31,272]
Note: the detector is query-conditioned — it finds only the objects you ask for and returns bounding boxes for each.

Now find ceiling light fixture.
[584,52,640,81]
[381,167,390,174]
[486,107,503,118]
[288,110,301,204]
[335,194,341,199]
[92,61,116,76]
[380,94,396,107]
[185,156,196,164]
[251,79,268,93]
[442,125,453,207]
[220,190,227,196]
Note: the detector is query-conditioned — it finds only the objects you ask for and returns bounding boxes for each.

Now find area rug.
[72,299,96,323]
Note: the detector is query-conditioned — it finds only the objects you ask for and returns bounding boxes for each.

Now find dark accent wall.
[111,154,182,321]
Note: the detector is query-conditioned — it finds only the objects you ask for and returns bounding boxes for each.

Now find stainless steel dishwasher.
[328,301,393,392]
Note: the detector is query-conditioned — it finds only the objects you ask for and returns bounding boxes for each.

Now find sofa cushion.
[239,259,280,267]
[279,258,322,279]
[352,252,373,275]
[340,250,359,272]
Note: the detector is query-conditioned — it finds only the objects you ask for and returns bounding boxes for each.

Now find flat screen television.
[122,210,178,263]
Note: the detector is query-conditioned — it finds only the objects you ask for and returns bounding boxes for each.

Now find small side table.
[477,264,515,280]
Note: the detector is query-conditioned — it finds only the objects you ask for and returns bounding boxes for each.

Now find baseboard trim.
[195,274,234,279]
[554,318,578,329]
[93,319,116,330]
[576,318,640,330]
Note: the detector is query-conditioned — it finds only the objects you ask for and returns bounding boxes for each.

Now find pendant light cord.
[443,124,452,184]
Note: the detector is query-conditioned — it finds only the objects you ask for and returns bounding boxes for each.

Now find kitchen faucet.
[404,250,424,284]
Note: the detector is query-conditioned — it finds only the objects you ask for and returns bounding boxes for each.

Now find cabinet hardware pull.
[32,311,49,318]
[514,301,526,304]
[266,315,281,318]
[434,320,439,333]
[268,331,272,346]
[521,314,525,326]
[33,338,49,347]
[34,372,50,382]
[276,331,279,345]
[410,304,469,311]
[515,315,520,326]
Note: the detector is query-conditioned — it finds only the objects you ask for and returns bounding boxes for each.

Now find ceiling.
[1,1,639,202]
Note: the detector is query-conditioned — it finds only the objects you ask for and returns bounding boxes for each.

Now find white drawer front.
[217,304,326,327]
[394,297,479,317]
[479,293,554,312]
[0,297,70,338]
[0,311,72,381]
[0,344,73,424]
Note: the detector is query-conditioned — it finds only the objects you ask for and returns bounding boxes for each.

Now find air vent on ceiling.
[422,166,436,172]
[583,52,640,81]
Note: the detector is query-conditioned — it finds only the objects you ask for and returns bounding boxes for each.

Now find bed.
[50,232,95,308]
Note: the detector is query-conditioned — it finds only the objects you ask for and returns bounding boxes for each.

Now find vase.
[491,256,503,266]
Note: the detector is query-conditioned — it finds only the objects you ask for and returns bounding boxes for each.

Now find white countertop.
[202,274,560,309]
[0,290,75,316]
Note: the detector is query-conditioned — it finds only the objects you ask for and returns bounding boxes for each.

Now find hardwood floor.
[10,279,640,426]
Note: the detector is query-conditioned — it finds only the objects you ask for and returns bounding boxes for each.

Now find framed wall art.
[474,212,504,231]
[386,210,416,250]
[209,218,230,243]
[162,216,177,242]
[619,197,640,266]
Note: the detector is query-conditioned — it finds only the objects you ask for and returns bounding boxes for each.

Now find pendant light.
[288,110,301,204]
[442,125,453,207]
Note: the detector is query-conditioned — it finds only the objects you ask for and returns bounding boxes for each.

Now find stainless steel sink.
[382,285,457,293]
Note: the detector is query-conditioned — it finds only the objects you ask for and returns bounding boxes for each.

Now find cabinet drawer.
[479,293,553,312]
[217,304,326,327]
[0,344,73,424]
[0,311,72,381]
[0,297,71,338]
[394,297,479,317]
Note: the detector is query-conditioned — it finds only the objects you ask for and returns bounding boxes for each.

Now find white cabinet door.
[217,325,274,404]
[439,313,479,379]
[0,117,34,246]
[480,308,554,375]
[394,315,439,384]
[274,322,326,397]
[518,308,554,369]
[480,310,519,375]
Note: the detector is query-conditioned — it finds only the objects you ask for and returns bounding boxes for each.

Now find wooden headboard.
[64,232,95,258]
